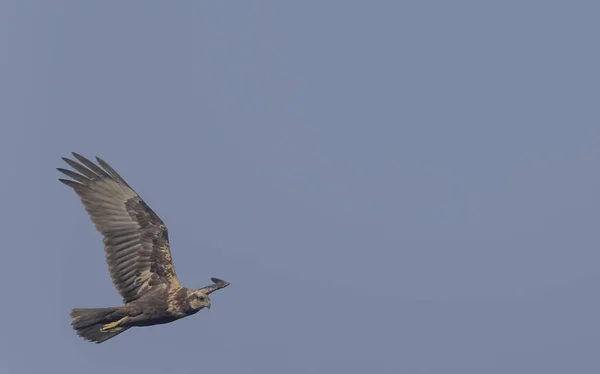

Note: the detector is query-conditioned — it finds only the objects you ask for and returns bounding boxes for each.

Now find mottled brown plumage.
[58,153,230,343]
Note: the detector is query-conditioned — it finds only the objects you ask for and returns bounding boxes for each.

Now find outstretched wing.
[199,278,230,295]
[58,152,182,303]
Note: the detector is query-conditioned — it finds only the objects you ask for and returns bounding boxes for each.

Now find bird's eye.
[198,297,205,301]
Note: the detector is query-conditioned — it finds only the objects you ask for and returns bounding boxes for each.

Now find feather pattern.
[58,153,182,303]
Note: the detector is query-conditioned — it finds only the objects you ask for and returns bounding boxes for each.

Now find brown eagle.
[57,153,230,343]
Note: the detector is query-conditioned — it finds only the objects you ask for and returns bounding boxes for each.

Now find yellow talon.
[100,317,127,332]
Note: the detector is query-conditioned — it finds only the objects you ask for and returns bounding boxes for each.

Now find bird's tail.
[70,307,130,344]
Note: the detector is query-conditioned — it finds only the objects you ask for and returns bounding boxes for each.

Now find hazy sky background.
[1,1,599,373]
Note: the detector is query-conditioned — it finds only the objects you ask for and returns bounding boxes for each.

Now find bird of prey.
[57,153,230,343]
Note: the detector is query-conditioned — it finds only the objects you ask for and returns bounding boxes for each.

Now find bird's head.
[188,290,211,310]
[186,278,229,311]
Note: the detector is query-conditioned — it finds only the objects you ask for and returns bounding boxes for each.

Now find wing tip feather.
[58,178,83,188]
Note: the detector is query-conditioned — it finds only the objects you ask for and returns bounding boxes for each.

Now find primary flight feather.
[58,152,229,343]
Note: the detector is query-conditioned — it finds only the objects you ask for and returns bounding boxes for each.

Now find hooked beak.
[204,301,211,309]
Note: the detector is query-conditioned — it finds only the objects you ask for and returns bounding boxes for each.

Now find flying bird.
[57,153,230,343]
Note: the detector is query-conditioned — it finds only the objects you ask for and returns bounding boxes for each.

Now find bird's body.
[58,153,229,343]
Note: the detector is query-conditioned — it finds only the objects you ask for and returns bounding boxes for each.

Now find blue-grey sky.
[1,1,599,373]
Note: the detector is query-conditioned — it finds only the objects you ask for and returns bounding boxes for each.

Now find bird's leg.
[100,316,128,332]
